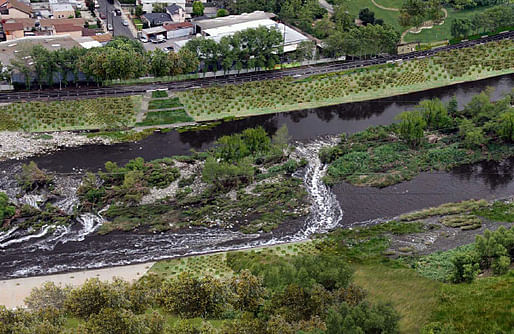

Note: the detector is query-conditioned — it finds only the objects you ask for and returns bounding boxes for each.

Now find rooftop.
[54,23,83,32]
[141,12,172,26]
[2,22,24,31]
[193,11,275,30]
[50,3,74,12]
[0,35,82,66]
[40,18,85,28]
[166,4,181,14]
[6,0,32,14]
[163,21,192,31]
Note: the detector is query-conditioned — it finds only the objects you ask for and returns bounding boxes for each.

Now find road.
[97,0,133,39]
[0,32,512,103]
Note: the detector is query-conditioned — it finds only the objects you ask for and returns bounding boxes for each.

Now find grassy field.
[148,241,320,279]
[347,0,401,31]
[151,90,168,99]
[353,263,441,334]
[178,40,514,122]
[0,96,141,132]
[403,6,492,43]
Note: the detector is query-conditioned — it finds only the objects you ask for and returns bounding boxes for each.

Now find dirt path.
[371,0,399,11]
[401,8,448,43]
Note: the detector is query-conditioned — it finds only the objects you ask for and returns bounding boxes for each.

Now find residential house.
[2,17,35,40]
[0,0,32,19]
[165,4,184,23]
[50,3,74,19]
[141,12,172,27]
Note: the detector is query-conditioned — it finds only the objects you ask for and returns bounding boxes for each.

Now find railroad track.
[0,31,512,103]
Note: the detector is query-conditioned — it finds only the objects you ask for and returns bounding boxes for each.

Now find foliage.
[429,270,514,333]
[192,1,204,16]
[17,161,53,192]
[397,110,427,147]
[322,90,514,187]
[24,282,71,313]
[0,192,15,222]
[179,39,514,121]
[0,96,139,132]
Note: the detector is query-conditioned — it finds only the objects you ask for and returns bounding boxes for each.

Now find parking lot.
[142,38,179,52]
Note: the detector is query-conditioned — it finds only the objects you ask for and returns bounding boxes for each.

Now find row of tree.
[442,0,509,10]
[6,37,201,88]
[323,24,401,58]
[184,26,284,74]
[0,253,399,333]
[396,88,514,148]
[450,4,514,39]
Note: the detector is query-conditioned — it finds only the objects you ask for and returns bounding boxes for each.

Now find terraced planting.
[136,109,194,126]
[148,97,183,110]
[149,241,319,279]
[178,40,514,121]
[0,96,141,132]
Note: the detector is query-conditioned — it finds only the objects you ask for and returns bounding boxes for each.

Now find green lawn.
[373,0,403,9]
[430,271,514,333]
[148,97,183,110]
[353,263,441,334]
[403,6,492,43]
[151,90,168,99]
[136,109,194,126]
[347,0,401,31]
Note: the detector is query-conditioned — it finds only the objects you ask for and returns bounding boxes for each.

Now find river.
[0,75,512,278]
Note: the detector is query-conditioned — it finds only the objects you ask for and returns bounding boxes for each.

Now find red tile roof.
[7,0,32,14]
[163,22,192,31]
[54,23,83,33]
[2,22,23,31]
[40,18,85,28]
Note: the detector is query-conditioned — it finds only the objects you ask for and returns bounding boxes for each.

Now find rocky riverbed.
[0,131,112,162]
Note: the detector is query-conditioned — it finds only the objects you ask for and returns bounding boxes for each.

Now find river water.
[0,75,512,278]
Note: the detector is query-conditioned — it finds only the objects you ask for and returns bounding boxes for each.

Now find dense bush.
[0,192,15,222]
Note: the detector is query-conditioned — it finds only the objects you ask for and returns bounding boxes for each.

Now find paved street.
[97,0,134,38]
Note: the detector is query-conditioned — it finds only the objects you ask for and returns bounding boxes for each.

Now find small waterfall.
[74,213,104,241]
[54,196,79,215]
[18,194,44,209]
[0,225,53,248]
[293,137,343,238]
[0,227,18,243]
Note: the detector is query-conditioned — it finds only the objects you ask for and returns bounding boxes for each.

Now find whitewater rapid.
[0,137,343,278]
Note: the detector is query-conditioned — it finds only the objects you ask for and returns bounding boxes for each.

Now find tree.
[230,270,265,312]
[313,14,335,39]
[10,45,35,89]
[396,111,426,147]
[152,2,167,13]
[451,18,472,39]
[217,8,229,17]
[447,95,459,116]
[24,282,71,313]
[498,112,514,142]
[160,273,228,318]
[0,192,15,222]
[64,278,132,319]
[148,49,171,77]
[418,98,451,130]
[193,1,204,16]
[359,8,375,25]
[294,40,316,63]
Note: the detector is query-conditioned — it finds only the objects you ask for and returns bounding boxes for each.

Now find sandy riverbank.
[0,131,112,162]
[0,262,154,309]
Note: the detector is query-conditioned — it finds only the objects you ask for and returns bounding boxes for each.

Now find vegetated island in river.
[1,126,310,237]
[0,39,512,137]
[321,88,514,187]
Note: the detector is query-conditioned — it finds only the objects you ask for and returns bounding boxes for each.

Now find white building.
[173,11,311,53]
